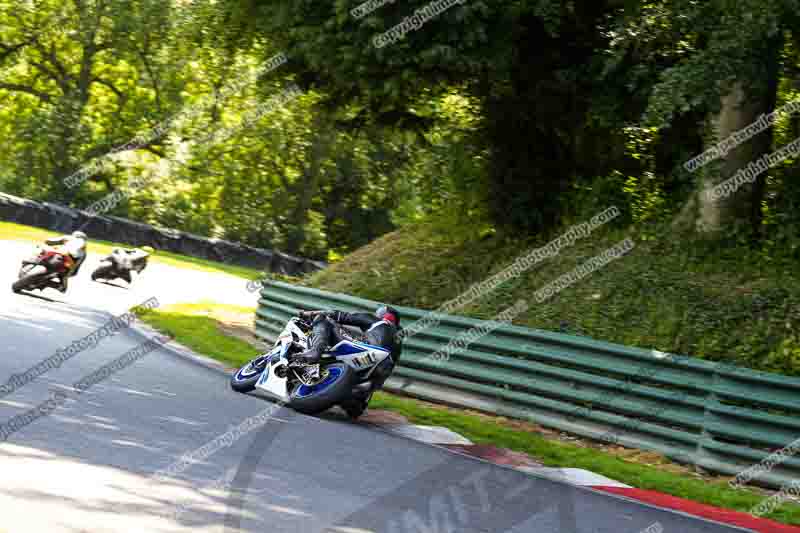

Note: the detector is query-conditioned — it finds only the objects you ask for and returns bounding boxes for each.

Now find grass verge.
[0,220,263,280]
[138,303,800,527]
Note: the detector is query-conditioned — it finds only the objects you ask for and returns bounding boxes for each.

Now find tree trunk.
[685,37,782,239]
[692,85,766,233]
[284,118,333,255]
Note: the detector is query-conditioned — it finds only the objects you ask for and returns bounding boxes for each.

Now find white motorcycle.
[230,315,391,417]
[91,247,150,284]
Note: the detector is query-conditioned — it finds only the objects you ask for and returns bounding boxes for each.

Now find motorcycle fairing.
[329,340,391,376]
[255,344,291,401]
[255,356,290,401]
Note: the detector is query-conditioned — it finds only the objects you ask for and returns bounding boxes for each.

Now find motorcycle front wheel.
[230,355,271,393]
[12,265,49,293]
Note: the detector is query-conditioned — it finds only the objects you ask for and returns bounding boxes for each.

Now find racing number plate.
[353,352,377,368]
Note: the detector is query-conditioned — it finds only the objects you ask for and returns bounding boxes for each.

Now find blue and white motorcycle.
[230,315,390,417]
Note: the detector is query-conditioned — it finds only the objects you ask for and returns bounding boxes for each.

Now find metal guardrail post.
[694,366,720,470]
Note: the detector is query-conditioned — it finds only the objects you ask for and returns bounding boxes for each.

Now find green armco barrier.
[255,280,800,489]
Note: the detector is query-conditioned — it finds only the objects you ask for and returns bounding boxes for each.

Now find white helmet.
[71,231,87,240]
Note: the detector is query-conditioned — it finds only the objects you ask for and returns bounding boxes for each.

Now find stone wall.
[0,193,325,275]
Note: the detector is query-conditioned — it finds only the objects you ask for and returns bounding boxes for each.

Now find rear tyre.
[288,362,357,415]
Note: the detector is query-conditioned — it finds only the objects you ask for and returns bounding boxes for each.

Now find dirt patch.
[187,306,270,351]
[217,322,270,351]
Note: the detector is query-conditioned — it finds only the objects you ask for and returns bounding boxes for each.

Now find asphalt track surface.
[0,240,752,532]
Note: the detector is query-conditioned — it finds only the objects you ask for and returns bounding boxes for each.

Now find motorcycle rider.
[136,246,154,270]
[295,305,402,416]
[110,245,154,282]
[116,245,153,262]
[44,230,88,293]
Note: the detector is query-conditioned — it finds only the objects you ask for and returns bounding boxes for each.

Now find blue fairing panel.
[330,342,366,356]
[354,342,390,353]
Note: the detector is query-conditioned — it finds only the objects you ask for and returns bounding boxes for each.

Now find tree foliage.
[3,0,800,258]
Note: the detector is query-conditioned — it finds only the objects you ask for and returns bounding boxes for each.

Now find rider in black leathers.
[295,305,402,415]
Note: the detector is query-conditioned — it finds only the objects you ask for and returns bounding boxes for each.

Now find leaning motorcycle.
[230,315,389,417]
[12,245,72,293]
[91,248,148,284]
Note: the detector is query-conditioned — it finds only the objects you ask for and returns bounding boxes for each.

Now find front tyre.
[288,362,356,415]
[230,356,270,393]
[12,265,48,293]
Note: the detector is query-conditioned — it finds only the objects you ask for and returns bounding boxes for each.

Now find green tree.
[219,0,630,234]
[619,0,796,239]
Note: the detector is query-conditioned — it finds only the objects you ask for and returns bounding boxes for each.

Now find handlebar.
[300,319,312,328]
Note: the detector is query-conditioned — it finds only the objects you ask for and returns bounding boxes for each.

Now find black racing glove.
[328,310,345,322]
[298,310,335,320]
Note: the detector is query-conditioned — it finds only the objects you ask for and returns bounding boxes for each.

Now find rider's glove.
[298,310,341,322]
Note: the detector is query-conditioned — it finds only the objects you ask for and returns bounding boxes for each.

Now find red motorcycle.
[12,245,74,294]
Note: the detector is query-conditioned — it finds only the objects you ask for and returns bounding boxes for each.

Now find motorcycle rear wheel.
[288,362,356,415]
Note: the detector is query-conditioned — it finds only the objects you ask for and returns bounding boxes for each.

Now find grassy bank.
[308,217,800,376]
[137,303,262,368]
[137,303,800,526]
[0,220,262,280]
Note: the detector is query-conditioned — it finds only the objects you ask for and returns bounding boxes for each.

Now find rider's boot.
[351,382,373,401]
[342,382,373,419]
[295,335,326,364]
[294,316,334,364]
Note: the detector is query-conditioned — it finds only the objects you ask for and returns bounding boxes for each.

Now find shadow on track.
[93,280,130,290]
[14,291,59,303]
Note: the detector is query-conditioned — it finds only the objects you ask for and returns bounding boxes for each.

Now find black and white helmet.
[71,231,87,240]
